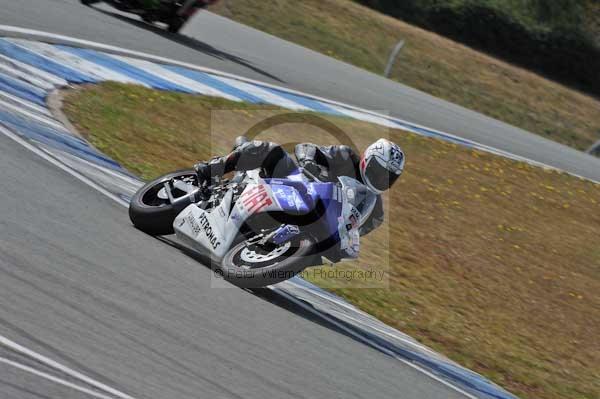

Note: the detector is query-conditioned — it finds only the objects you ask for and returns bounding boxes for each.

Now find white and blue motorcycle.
[129,165,377,287]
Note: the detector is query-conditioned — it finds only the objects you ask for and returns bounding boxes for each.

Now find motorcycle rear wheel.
[167,16,186,33]
[220,236,315,288]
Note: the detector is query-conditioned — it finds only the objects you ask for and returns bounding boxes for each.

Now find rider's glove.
[194,156,227,185]
[194,161,211,185]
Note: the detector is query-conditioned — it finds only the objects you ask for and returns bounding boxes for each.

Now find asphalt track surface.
[1,0,600,182]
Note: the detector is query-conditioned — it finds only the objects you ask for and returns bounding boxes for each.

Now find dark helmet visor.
[365,159,400,191]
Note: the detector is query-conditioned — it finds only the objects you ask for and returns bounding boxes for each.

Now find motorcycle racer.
[195,137,405,236]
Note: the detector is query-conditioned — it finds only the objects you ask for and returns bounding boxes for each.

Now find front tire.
[220,236,315,288]
[129,170,198,236]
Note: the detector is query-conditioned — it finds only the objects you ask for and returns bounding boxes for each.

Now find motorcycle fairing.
[269,183,311,214]
[173,172,361,261]
[174,190,236,259]
[337,202,361,259]
[174,177,300,259]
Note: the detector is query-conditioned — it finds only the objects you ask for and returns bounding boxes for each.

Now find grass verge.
[210,0,600,151]
[63,83,600,399]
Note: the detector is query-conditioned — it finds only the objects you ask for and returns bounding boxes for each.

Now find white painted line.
[48,149,142,198]
[0,59,56,91]
[0,53,68,87]
[110,54,242,101]
[269,286,478,399]
[6,39,145,86]
[0,90,52,116]
[0,97,67,131]
[328,104,401,128]
[53,151,144,188]
[0,124,128,208]
[0,335,135,399]
[214,75,311,110]
[0,357,117,399]
[58,149,142,186]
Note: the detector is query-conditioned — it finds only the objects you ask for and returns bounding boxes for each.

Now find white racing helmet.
[360,139,405,193]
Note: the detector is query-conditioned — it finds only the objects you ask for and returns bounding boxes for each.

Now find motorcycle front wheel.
[129,169,200,236]
[220,236,315,288]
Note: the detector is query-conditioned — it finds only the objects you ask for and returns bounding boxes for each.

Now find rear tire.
[129,170,198,236]
[80,0,100,5]
[167,16,186,33]
[219,236,315,288]
[142,14,155,23]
